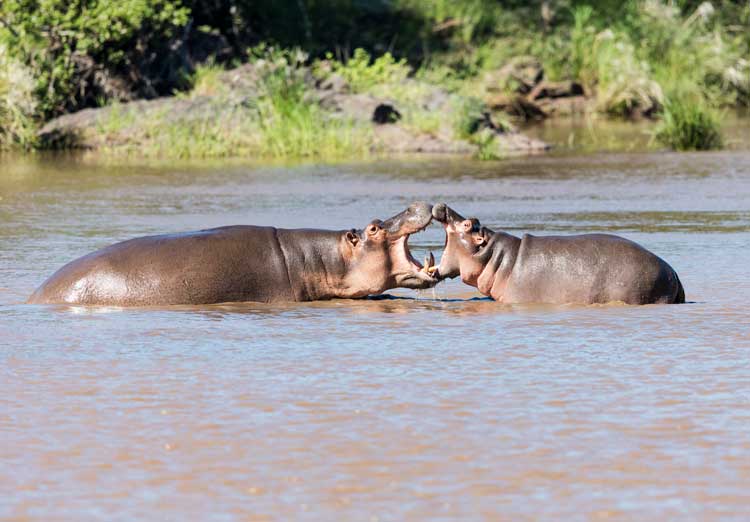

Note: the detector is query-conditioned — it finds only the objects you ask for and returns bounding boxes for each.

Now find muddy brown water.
[2,142,750,519]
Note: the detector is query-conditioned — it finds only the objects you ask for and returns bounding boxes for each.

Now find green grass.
[95,101,138,137]
[654,96,723,151]
[187,61,226,98]
[322,48,410,93]
[93,51,373,159]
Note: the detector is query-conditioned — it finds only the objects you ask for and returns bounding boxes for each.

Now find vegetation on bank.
[2,0,749,154]
[91,49,375,159]
[84,47,505,159]
[0,43,37,148]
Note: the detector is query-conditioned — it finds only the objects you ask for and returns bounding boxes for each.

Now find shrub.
[590,30,663,117]
[0,0,191,117]
[0,43,37,148]
[326,48,410,93]
[654,95,723,150]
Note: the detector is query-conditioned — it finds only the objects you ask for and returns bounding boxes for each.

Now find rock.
[318,92,401,124]
[374,125,475,154]
[372,104,401,124]
[317,73,349,93]
[38,96,220,148]
[527,80,585,100]
[495,131,551,154]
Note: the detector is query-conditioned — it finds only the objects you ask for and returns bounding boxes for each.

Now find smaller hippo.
[431,203,685,305]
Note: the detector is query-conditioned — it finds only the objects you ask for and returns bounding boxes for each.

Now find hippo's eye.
[367,224,380,236]
[461,220,473,232]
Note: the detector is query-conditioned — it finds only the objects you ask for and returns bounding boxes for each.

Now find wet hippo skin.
[432,203,685,305]
[28,202,438,306]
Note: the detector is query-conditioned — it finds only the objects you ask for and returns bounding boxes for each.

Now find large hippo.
[431,203,685,305]
[28,202,438,306]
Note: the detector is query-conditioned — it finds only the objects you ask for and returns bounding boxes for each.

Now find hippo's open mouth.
[380,201,439,289]
[390,220,439,289]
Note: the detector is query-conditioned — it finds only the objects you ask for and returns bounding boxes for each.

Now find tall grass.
[254,65,372,158]
[654,96,723,150]
[0,44,37,148]
[188,61,226,98]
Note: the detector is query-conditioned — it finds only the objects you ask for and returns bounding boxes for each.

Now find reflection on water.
[2,145,750,520]
[523,112,750,153]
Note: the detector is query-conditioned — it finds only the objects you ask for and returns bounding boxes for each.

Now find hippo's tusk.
[421,252,436,274]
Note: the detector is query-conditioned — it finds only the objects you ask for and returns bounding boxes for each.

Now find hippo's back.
[505,233,684,304]
[27,226,294,306]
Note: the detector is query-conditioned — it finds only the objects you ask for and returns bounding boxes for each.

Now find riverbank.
[1,1,749,156]
[35,55,551,160]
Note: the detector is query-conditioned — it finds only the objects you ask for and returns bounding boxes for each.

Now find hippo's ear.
[346,229,359,247]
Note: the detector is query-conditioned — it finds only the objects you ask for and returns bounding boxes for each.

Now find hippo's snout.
[432,203,465,225]
[407,201,432,219]
[383,201,433,235]
[432,203,448,223]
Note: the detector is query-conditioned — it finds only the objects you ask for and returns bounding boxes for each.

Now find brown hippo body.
[28,203,438,306]
[432,203,684,305]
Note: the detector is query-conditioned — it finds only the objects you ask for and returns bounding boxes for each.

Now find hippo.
[430,203,685,305]
[27,202,438,306]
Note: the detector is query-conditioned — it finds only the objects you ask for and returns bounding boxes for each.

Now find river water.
[2,145,750,520]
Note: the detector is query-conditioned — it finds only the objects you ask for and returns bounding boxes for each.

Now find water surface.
[2,149,750,520]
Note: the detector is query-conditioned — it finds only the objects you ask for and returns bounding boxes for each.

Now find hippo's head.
[431,203,491,285]
[341,201,438,296]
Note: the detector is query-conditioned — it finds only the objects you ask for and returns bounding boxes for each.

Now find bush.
[324,48,410,93]
[0,0,190,117]
[0,43,37,148]
[654,96,723,150]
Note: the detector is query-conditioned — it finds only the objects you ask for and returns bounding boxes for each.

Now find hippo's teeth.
[422,252,436,274]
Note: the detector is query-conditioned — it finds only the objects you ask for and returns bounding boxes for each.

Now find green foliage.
[0,0,190,116]
[654,95,723,150]
[473,129,502,160]
[0,43,37,148]
[326,48,410,93]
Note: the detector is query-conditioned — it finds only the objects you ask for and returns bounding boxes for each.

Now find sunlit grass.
[188,61,226,98]
[93,60,373,159]
[654,96,723,150]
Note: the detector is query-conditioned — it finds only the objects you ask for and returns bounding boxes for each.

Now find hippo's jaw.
[380,201,439,290]
[431,202,467,280]
[389,231,438,289]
